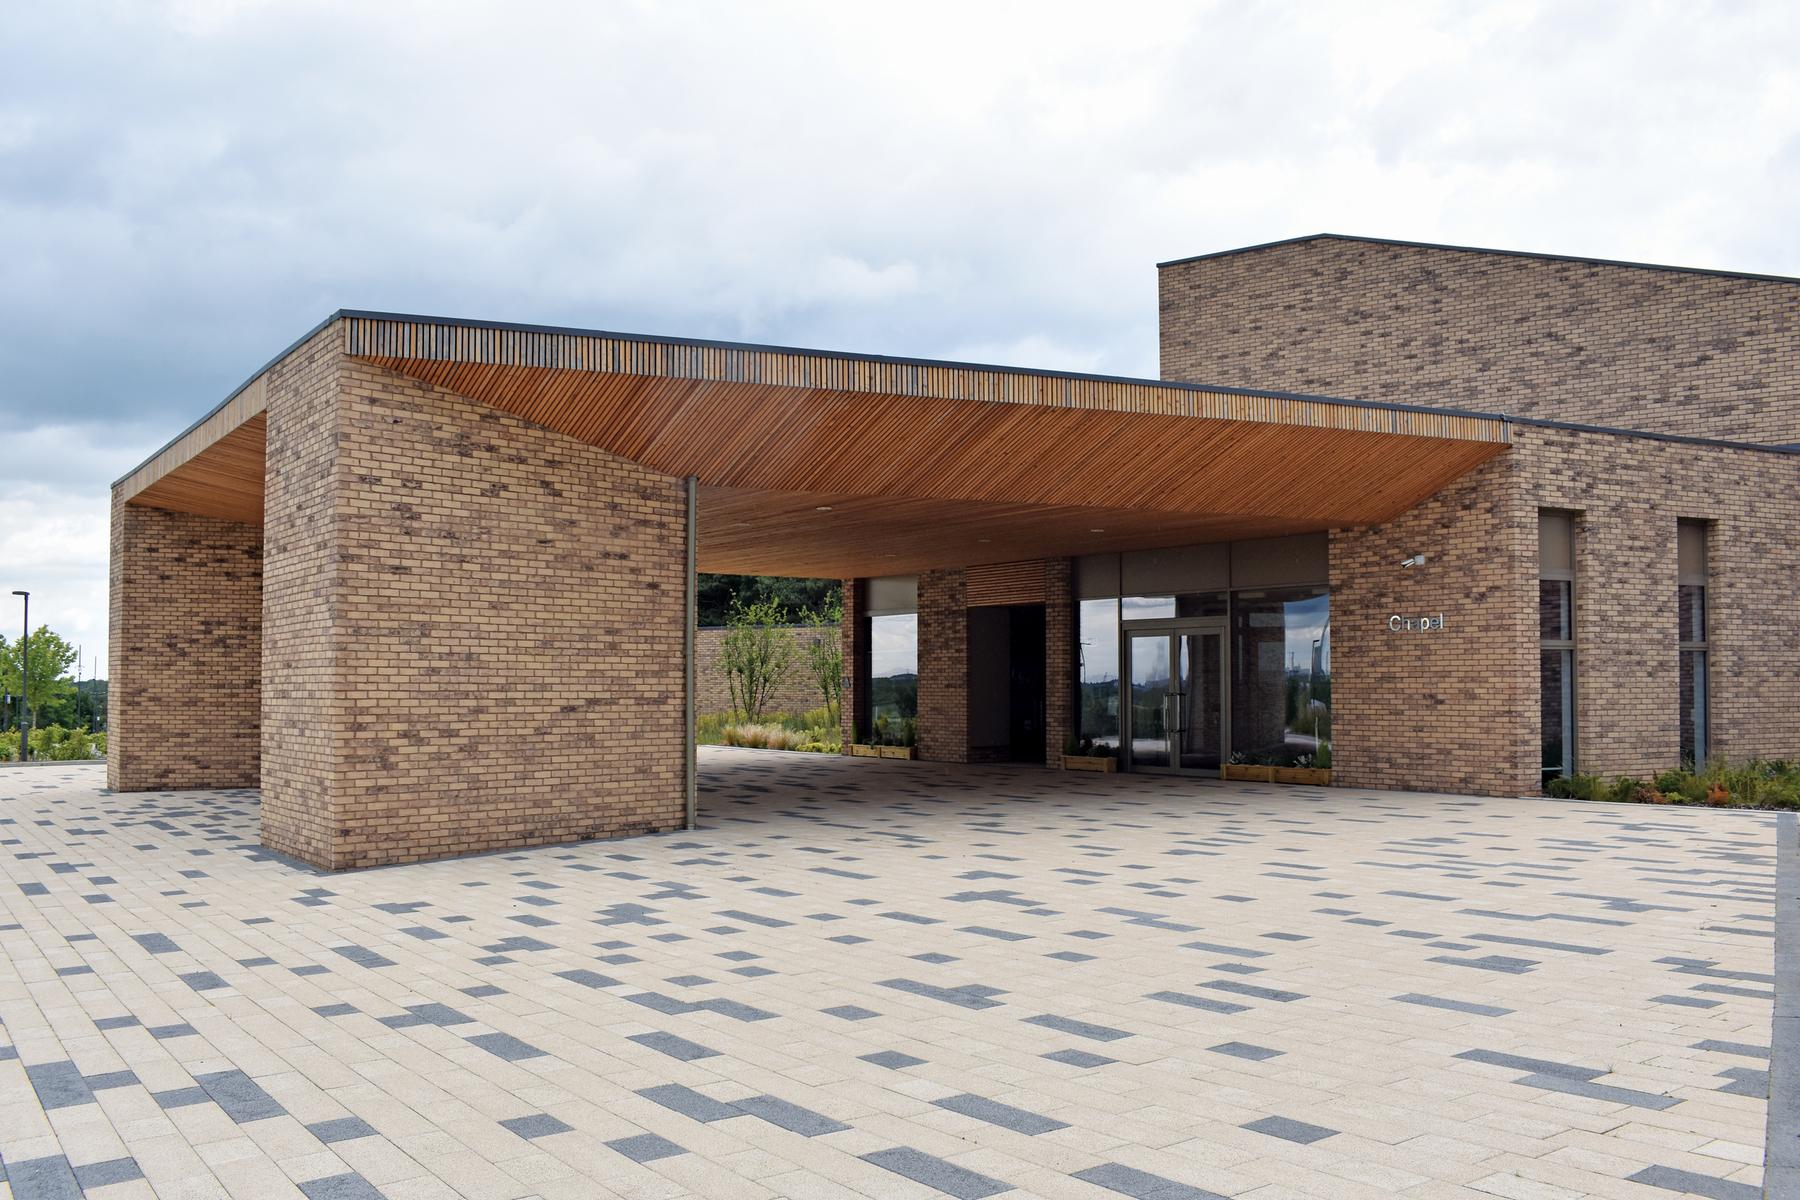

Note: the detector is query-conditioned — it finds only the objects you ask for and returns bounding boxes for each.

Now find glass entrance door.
[1125,623,1226,774]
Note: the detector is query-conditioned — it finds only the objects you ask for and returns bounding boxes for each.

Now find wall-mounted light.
[1400,554,1428,568]
[814,505,833,512]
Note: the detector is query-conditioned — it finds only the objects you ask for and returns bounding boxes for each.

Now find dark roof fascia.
[1507,416,1800,456]
[1154,232,1800,286]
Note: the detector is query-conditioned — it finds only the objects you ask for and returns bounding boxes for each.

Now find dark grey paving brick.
[933,1092,1068,1135]
[627,1031,719,1061]
[312,1003,358,1018]
[331,944,396,969]
[638,1083,742,1122]
[1199,979,1304,1002]
[879,978,1005,1010]
[822,1004,879,1021]
[464,1032,548,1061]
[1145,990,1249,1015]
[861,1050,926,1070]
[73,1157,145,1189]
[1392,992,1513,1017]
[93,1015,141,1031]
[607,1132,687,1163]
[178,969,230,992]
[26,1061,95,1110]
[1515,1072,1681,1110]
[307,1116,378,1144]
[862,1146,1012,1198]
[500,1113,574,1139]
[1043,1048,1115,1068]
[1454,1049,1605,1081]
[130,932,181,954]
[735,1093,850,1136]
[1073,1161,1228,1199]
[298,1172,386,1200]
[1626,1164,1760,1199]
[1023,1013,1132,1041]
[1208,1042,1283,1062]
[1693,1039,1770,1059]
[556,968,622,989]
[1242,1115,1337,1144]
[153,1085,212,1109]
[195,1069,287,1123]
[405,1003,473,1027]
[3,1155,81,1200]
[84,1069,139,1091]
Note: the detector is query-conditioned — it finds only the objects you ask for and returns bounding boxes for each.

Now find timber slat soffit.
[118,312,1517,572]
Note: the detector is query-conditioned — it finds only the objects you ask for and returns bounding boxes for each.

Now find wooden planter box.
[1222,763,1331,786]
[849,743,916,760]
[1062,755,1118,773]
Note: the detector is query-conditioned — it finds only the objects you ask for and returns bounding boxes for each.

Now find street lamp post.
[11,591,26,763]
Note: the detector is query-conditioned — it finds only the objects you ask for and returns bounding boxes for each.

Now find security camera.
[1400,554,1427,568]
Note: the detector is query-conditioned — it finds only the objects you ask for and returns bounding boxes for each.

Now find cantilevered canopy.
[117,311,1511,577]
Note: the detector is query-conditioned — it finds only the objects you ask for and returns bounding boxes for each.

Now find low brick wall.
[696,625,834,719]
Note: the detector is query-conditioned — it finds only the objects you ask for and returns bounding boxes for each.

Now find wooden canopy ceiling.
[118,311,1512,576]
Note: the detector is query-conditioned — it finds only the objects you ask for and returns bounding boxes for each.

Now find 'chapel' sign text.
[1389,612,1446,632]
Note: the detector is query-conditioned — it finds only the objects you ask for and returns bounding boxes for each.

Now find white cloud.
[2,0,1798,674]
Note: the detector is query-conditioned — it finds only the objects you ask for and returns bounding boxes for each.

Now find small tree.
[801,600,844,727]
[719,598,797,723]
[1,626,79,731]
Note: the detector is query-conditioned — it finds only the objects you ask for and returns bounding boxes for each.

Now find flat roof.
[1155,232,1800,286]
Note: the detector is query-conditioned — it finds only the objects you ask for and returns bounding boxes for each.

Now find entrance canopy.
[117,311,1511,576]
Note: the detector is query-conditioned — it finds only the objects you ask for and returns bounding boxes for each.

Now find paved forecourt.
[0,751,1776,1199]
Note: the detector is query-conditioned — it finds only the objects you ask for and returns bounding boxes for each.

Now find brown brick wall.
[1513,425,1800,776]
[840,579,863,749]
[1330,427,1800,795]
[1044,558,1074,766]
[695,625,832,719]
[107,502,262,792]
[917,568,969,763]
[1329,455,1538,796]
[1160,237,1800,445]
[258,334,690,868]
[260,324,344,865]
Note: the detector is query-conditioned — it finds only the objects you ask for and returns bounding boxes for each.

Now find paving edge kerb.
[1768,811,1798,1198]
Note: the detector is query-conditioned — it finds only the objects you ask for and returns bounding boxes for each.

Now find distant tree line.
[697,575,841,627]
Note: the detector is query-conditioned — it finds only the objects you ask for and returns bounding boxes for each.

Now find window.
[1539,510,1576,783]
[864,612,918,742]
[1229,587,1331,768]
[1077,598,1120,749]
[1678,521,1709,767]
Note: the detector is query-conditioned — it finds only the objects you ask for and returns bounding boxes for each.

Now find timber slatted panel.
[965,561,1048,607]
[342,315,1510,442]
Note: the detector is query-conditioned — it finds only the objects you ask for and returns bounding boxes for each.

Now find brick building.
[111,235,1800,868]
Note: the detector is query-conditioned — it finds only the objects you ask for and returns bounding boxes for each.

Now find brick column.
[917,568,969,763]
[840,579,864,749]
[1043,558,1074,767]
[107,501,262,792]
[259,329,690,868]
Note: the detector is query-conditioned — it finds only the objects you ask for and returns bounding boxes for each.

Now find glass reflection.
[1229,588,1331,768]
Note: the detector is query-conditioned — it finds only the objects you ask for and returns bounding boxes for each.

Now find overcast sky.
[3,0,1797,674]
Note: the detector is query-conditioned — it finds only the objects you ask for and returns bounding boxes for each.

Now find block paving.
[0,750,1777,1198]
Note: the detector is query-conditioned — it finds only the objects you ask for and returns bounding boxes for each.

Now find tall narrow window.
[1678,521,1709,767]
[1539,510,1576,783]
